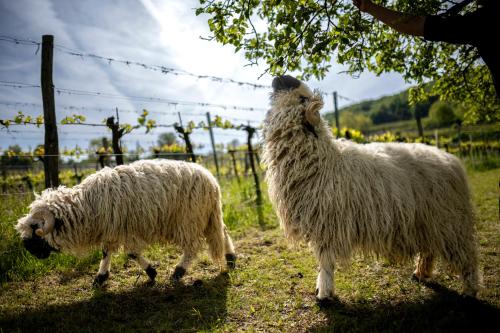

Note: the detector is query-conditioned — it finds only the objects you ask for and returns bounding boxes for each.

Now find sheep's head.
[266,75,324,139]
[16,207,59,259]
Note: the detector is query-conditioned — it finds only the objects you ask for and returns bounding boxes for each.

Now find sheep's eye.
[300,96,309,104]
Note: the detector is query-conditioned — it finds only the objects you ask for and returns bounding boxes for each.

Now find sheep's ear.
[296,82,313,99]
[304,100,322,127]
[33,209,55,235]
[42,211,55,235]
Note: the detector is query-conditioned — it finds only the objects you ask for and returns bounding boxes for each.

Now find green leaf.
[197,0,498,123]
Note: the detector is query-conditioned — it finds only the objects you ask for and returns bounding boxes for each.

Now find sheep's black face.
[272,75,301,93]
[22,225,57,259]
[270,75,314,105]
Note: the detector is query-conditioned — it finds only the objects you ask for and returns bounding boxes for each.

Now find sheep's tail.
[205,199,227,268]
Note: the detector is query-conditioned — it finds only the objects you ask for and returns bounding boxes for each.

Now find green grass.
[463,154,500,172]
[219,177,278,233]
[0,179,102,283]
[1,168,500,332]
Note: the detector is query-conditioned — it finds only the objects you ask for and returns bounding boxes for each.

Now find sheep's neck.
[266,124,337,195]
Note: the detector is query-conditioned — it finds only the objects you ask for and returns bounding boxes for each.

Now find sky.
[0,0,411,154]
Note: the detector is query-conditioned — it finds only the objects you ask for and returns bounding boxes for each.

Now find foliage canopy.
[428,100,459,126]
[197,0,499,123]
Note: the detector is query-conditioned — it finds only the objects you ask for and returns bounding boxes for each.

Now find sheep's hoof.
[93,271,109,287]
[462,288,478,299]
[225,253,236,269]
[315,288,337,307]
[412,272,431,283]
[145,265,157,281]
[171,266,186,281]
[316,296,337,307]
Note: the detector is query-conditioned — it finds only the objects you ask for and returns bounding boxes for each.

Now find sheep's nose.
[272,75,301,92]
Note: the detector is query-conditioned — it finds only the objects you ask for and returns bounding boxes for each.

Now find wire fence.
[0,148,266,194]
[0,35,270,90]
[0,32,387,225]
[0,31,358,158]
[0,80,268,112]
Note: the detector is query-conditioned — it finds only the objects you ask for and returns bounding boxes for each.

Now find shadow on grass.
[309,282,500,333]
[0,273,230,333]
[0,246,101,284]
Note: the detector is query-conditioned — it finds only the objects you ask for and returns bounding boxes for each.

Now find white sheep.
[263,75,479,302]
[16,159,236,286]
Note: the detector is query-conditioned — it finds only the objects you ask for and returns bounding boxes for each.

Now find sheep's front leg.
[172,248,198,281]
[314,247,336,304]
[93,249,113,287]
[128,252,157,282]
[413,253,435,282]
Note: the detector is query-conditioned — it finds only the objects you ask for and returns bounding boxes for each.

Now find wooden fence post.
[96,137,109,170]
[244,125,264,227]
[244,151,250,175]
[174,125,196,163]
[228,149,240,184]
[206,112,220,177]
[41,34,59,188]
[333,91,340,138]
[1,156,7,193]
[106,109,124,165]
[415,112,424,142]
[175,112,196,163]
[73,164,83,184]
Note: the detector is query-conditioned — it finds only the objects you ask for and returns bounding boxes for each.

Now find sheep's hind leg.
[172,248,198,281]
[128,252,157,282]
[314,247,336,304]
[93,248,113,287]
[413,253,435,282]
[223,226,236,269]
[452,243,480,297]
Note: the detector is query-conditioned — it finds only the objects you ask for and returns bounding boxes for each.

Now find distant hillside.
[324,87,437,128]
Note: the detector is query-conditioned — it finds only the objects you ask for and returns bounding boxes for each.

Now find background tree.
[228,138,241,149]
[1,145,33,169]
[89,137,111,168]
[197,0,499,123]
[428,100,459,127]
[157,132,177,146]
[339,110,372,131]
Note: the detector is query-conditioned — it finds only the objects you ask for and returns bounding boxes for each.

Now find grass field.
[1,168,499,332]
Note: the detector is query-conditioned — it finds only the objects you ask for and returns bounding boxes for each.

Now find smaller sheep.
[16,159,236,286]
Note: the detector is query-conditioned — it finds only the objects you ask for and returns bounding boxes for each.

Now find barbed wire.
[0,81,40,89]
[322,91,356,103]
[0,100,264,124]
[2,121,107,127]
[337,94,356,102]
[0,81,354,111]
[0,36,360,104]
[0,131,251,142]
[0,120,260,134]
[0,115,260,130]
[53,87,268,111]
[0,35,271,90]
[2,129,107,135]
[0,35,40,46]
[0,146,262,158]
[0,80,267,112]
[54,44,272,90]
